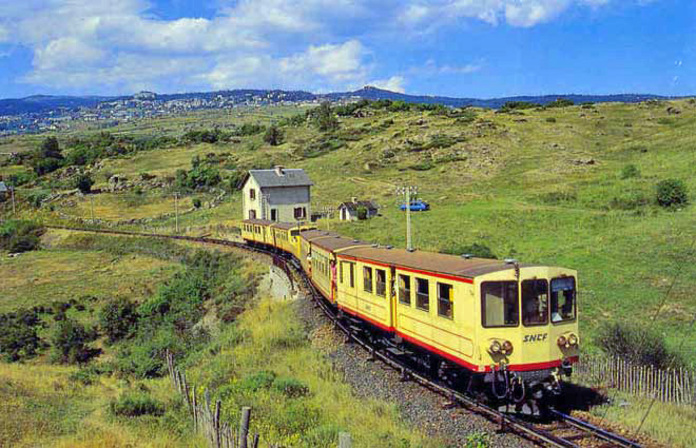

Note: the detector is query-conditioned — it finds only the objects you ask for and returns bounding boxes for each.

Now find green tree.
[264,125,284,146]
[31,137,64,175]
[315,102,339,132]
[72,173,94,193]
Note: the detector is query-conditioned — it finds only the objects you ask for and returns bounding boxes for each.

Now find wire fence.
[575,354,696,406]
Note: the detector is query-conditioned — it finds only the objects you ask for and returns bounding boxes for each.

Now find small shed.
[0,181,8,200]
[338,198,379,221]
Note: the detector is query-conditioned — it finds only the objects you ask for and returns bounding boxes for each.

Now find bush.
[620,164,640,179]
[110,392,165,417]
[596,322,681,369]
[656,179,688,208]
[192,198,202,209]
[263,125,284,146]
[545,117,557,123]
[50,318,100,364]
[99,298,140,344]
[546,98,574,108]
[356,206,368,220]
[0,220,45,253]
[314,102,340,132]
[71,173,94,193]
[0,309,43,362]
[273,376,310,398]
[442,242,496,259]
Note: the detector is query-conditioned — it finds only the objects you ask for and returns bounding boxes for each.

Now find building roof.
[0,182,7,193]
[338,245,531,280]
[246,168,313,188]
[338,200,378,212]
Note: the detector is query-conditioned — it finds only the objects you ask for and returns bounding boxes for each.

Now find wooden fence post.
[338,432,352,448]
[239,406,252,448]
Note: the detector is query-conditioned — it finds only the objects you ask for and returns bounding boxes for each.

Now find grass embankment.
[186,298,440,448]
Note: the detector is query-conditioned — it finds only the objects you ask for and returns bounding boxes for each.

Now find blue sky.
[0,0,693,99]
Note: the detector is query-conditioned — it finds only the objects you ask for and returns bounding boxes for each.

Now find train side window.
[398,274,411,305]
[375,269,386,297]
[522,279,548,326]
[339,262,344,284]
[481,281,519,328]
[349,263,355,288]
[551,277,576,323]
[363,267,373,293]
[416,278,429,311]
[438,283,453,319]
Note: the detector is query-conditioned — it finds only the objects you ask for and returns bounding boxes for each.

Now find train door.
[390,266,398,328]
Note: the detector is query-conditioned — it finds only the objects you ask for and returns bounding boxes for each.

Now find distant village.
[0,90,333,136]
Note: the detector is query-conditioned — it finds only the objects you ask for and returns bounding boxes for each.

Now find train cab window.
[437,283,453,319]
[375,269,386,297]
[522,279,548,326]
[551,277,576,323]
[416,278,430,311]
[481,281,519,327]
[398,274,411,305]
[363,267,373,293]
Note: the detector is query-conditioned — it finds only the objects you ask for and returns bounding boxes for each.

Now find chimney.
[351,196,358,204]
[275,165,284,176]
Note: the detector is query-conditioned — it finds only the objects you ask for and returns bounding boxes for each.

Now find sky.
[0,0,694,99]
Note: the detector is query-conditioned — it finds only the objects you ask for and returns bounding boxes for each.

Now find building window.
[438,283,453,319]
[249,210,256,219]
[363,266,373,293]
[375,269,386,297]
[250,188,256,200]
[398,274,411,305]
[270,209,277,221]
[416,278,429,311]
[294,207,306,220]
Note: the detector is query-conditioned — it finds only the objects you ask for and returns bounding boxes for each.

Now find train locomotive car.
[242,220,579,411]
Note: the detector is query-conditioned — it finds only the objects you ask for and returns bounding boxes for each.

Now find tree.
[72,173,94,193]
[315,102,339,132]
[99,298,139,344]
[40,137,62,159]
[263,125,284,146]
[31,137,64,175]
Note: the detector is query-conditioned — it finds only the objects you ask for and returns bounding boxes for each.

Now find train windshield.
[522,279,548,326]
[551,277,576,323]
[481,281,519,327]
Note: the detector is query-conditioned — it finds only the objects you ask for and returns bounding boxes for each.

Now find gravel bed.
[293,294,535,448]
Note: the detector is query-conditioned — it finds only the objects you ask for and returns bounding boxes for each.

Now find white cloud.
[409,59,483,77]
[280,40,367,81]
[369,76,406,93]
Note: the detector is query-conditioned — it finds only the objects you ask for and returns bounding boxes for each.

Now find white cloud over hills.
[0,0,654,94]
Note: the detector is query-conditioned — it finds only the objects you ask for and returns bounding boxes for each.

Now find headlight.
[568,334,578,346]
[502,340,513,355]
[490,341,502,354]
[557,335,567,347]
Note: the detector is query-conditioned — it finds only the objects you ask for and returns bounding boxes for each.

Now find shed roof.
[0,182,7,193]
[338,246,527,280]
[247,169,313,188]
[338,200,378,212]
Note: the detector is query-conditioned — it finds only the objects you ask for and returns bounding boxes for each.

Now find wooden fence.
[166,351,353,448]
[575,355,696,406]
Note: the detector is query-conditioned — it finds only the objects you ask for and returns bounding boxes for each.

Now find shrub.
[110,392,165,417]
[99,297,140,344]
[596,322,681,369]
[620,164,640,179]
[545,117,557,123]
[442,242,496,259]
[0,309,43,362]
[50,318,100,364]
[656,179,688,208]
[273,376,310,398]
[546,98,574,108]
[409,161,434,171]
[263,125,284,146]
[192,198,202,209]
[0,220,45,253]
[314,102,340,132]
[239,370,277,392]
[71,173,94,193]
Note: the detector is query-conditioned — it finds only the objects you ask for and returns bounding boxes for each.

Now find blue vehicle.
[400,199,430,211]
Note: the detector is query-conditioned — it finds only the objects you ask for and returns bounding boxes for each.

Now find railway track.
[46,225,643,448]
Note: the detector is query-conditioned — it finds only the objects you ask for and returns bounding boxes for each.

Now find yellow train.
[242,219,579,411]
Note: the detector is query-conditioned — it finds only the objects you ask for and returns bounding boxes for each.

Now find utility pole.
[321,205,334,231]
[396,186,418,252]
[89,195,95,223]
[174,192,179,234]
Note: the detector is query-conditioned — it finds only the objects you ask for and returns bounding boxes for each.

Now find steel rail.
[45,225,642,448]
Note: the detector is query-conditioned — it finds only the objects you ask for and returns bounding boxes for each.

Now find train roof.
[339,246,527,280]
[300,230,370,251]
[243,219,275,226]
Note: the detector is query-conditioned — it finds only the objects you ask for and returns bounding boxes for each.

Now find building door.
[271,209,277,221]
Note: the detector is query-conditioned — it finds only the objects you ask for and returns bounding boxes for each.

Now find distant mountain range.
[0,86,678,116]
